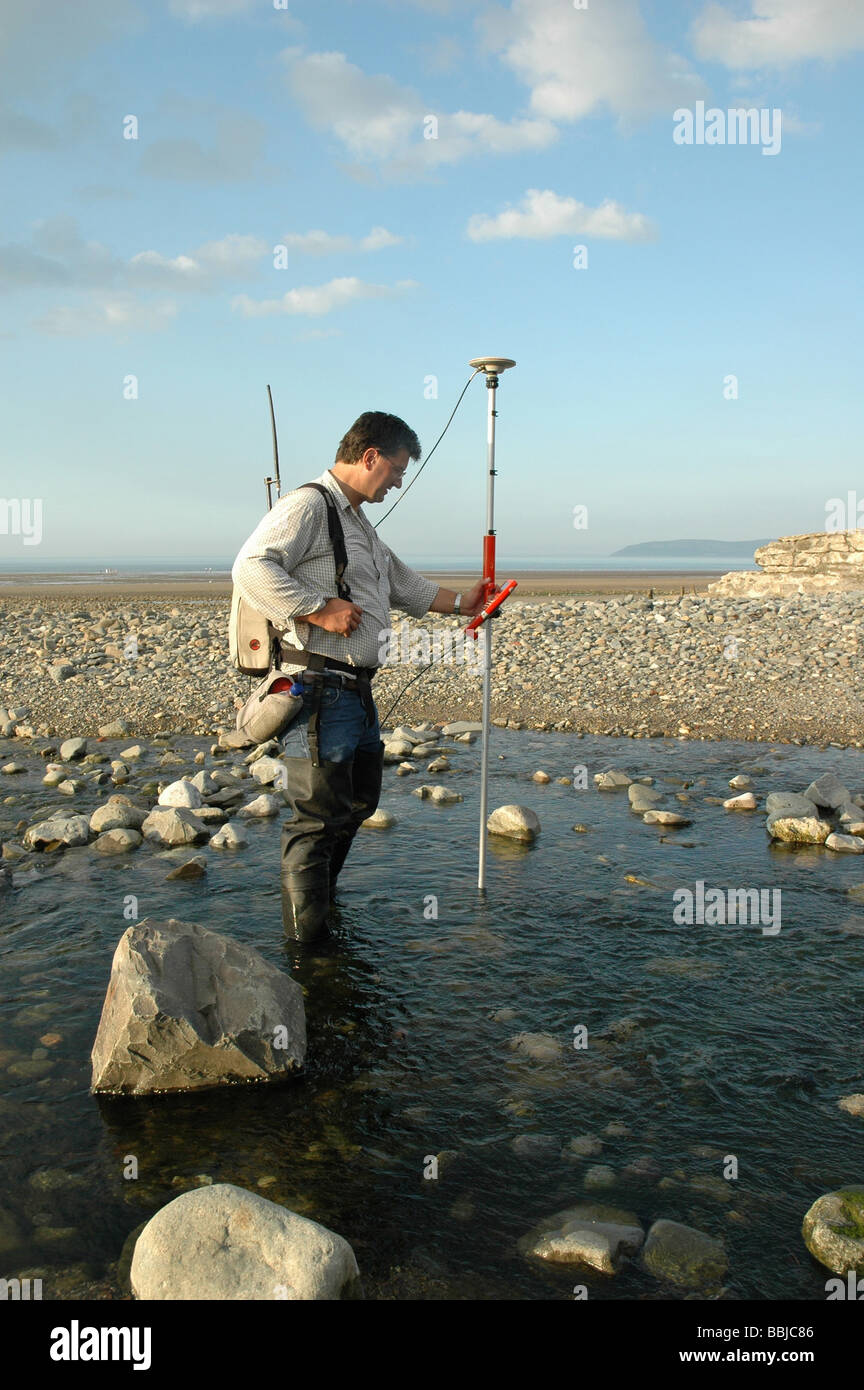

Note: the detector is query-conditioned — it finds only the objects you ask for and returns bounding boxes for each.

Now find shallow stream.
[1,729,863,1299]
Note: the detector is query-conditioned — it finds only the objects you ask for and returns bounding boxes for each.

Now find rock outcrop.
[710,531,864,597]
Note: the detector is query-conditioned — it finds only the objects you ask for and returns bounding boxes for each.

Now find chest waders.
[278,484,384,943]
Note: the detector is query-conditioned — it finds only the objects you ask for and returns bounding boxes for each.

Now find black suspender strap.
[298,483,352,601]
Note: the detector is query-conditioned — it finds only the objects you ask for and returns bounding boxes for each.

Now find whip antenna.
[265,384,281,509]
[465,357,518,891]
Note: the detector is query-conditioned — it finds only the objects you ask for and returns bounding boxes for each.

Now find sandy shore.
[0,569,723,601]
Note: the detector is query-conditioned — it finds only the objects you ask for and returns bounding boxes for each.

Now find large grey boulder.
[765,792,818,818]
[91,918,306,1094]
[519,1202,644,1274]
[805,772,853,810]
[487,805,540,841]
[641,1219,727,1290]
[130,1184,360,1300]
[802,1187,864,1274]
[90,796,147,833]
[24,813,92,849]
[158,778,203,809]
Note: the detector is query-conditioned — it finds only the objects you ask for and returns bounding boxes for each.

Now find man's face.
[368,447,409,503]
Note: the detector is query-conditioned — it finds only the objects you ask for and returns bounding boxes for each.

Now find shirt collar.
[316,468,355,512]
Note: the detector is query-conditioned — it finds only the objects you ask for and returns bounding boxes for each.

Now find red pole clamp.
[465,578,518,636]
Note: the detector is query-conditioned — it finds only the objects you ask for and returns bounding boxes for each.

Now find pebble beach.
[1,578,861,747]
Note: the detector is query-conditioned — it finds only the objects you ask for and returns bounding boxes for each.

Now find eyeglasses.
[376,451,408,477]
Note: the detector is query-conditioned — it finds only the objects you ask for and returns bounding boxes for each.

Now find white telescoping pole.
[477,371,497,891]
[468,357,516,893]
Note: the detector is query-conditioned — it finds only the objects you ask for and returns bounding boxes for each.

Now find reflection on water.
[2,729,864,1300]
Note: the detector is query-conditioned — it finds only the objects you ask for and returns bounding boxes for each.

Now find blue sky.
[1,0,862,563]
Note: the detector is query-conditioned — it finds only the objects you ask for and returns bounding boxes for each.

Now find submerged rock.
[508,1032,562,1063]
[130,1183,361,1300]
[802,1187,864,1274]
[628,784,662,812]
[93,828,142,854]
[594,769,632,790]
[643,810,691,826]
[90,917,306,1094]
[641,1218,727,1289]
[519,1202,644,1274]
[511,1133,559,1159]
[413,784,462,804]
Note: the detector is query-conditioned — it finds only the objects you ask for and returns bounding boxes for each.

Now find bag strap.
[298,482,352,601]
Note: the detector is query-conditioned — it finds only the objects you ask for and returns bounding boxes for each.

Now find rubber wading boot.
[329,743,385,898]
[280,756,355,942]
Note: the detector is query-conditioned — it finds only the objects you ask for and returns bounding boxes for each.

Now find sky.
[1,0,862,564]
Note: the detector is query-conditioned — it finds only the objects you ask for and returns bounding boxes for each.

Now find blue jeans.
[279,684,381,763]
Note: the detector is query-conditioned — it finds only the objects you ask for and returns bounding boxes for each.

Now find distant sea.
[0,555,757,582]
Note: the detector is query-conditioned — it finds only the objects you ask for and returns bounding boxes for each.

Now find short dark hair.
[335,411,421,465]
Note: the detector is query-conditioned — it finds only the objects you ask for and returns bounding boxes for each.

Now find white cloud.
[232,277,417,317]
[283,50,423,161]
[466,189,656,242]
[280,226,403,255]
[0,104,59,153]
[692,0,864,68]
[0,218,269,294]
[139,111,269,183]
[169,0,256,16]
[191,233,270,271]
[481,0,705,122]
[281,47,556,175]
[0,0,142,98]
[34,297,178,336]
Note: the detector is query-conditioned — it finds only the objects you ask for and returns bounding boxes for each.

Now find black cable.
[373,368,481,529]
[377,660,435,729]
[371,368,483,725]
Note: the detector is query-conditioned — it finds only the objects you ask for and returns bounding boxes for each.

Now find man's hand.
[302,598,364,637]
[460,580,488,618]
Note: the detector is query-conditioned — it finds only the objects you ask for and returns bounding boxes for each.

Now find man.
[231,410,486,942]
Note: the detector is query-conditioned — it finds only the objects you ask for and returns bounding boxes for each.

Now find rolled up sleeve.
[384,544,440,618]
